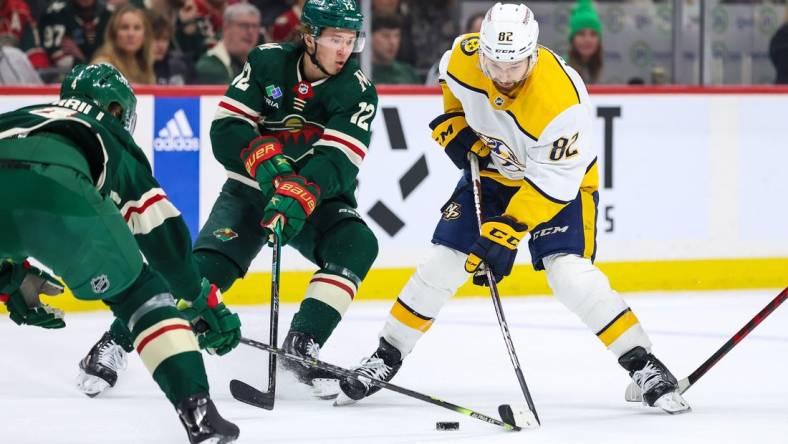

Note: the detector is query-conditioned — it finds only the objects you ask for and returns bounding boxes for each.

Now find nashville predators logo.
[478,134,526,175]
[213,228,239,242]
[460,36,479,55]
[442,202,461,220]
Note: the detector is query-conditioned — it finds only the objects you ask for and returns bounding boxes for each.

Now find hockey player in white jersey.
[336,2,690,414]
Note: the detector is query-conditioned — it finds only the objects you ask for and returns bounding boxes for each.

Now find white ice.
[1,289,786,443]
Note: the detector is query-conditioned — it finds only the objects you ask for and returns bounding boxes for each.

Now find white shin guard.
[381,245,469,357]
[543,253,652,357]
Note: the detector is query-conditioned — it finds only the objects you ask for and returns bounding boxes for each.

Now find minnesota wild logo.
[213,228,239,241]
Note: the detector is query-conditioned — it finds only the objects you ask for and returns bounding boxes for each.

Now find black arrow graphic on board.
[367,107,429,237]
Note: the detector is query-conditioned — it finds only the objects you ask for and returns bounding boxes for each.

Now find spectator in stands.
[91,5,154,84]
[407,0,458,78]
[39,0,111,72]
[270,0,304,43]
[0,45,43,84]
[372,0,414,66]
[0,0,49,70]
[147,0,217,63]
[193,0,226,35]
[769,8,788,84]
[464,11,484,35]
[148,9,190,84]
[372,14,420,84]
[424,9,483,85]
[194,3,260,84]
[568,0,603,84]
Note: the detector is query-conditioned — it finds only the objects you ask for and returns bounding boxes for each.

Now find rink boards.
[0,86,785,310]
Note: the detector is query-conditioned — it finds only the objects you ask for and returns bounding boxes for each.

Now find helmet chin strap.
[306,37,333,78]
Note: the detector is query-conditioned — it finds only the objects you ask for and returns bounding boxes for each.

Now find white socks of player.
[380,245,468,357]
[543,253,652,356]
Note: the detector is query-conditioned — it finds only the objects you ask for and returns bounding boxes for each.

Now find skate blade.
[312,378,340,400]
[624,381,643,402]
[76,372,111,398]
[333,391,359,407]
[653,391,692,415]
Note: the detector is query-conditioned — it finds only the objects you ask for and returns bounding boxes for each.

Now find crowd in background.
[0,0,786,86]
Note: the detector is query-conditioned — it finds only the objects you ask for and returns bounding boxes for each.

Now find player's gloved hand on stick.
[261,174,320,245]
[0,259,65,328]
[429,112,491,170]
[240,135,294,197]
[177,278,241,355]
[464,216,527,286]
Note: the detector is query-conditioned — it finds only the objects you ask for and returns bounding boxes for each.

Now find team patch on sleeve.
[120,188,181,235]
[133,318,198,374]
[313,129,368,167]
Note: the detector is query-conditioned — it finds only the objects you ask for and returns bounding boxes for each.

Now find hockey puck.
[436,421,460,431]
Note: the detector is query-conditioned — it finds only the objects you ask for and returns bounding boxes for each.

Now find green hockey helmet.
[60,63,138,133]
[301,0,366,52]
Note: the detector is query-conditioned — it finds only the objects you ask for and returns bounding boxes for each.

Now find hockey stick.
[229,222,283,410]
[467,153,540,427]
[235,336,529,431]
[625,286,788,402]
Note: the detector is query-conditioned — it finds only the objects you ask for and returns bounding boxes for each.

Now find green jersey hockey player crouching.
[0,64,241,443]
[79,0,379,399]
[196,0,378,397]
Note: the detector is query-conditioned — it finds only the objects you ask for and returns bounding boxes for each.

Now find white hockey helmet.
[478,3,540,89]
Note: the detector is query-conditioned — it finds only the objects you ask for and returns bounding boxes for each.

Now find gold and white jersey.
[438,33,598,229]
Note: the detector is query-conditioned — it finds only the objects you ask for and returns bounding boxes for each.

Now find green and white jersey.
[212,42,378,206]
[0,101,202,299]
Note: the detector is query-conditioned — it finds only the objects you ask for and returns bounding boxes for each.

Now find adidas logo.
[154,109,199,152]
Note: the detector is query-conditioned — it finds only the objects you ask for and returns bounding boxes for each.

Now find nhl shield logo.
[90,275,110,294]
[442,202,461,220]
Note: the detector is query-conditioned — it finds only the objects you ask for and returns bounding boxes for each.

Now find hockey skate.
[334,337,402,406]
[76,331,127,397]
[281,330,340,399]
[619,346,691,414]
[177,393,239,444]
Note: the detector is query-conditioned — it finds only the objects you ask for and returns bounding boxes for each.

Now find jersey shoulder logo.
[460,36,479,56]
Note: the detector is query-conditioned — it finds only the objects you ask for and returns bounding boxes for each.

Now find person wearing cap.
[568,0,603,84]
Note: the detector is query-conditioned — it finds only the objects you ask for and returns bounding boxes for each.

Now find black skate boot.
[177,393,239,444]
[619,346,691,414]
[281,330,341,399]
[76,331,128,397]
[334,337,402,406]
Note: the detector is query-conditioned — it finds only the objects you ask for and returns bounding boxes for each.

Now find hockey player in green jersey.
[196,0,378,396]
[0,63,241,443]
[79,0,379,399]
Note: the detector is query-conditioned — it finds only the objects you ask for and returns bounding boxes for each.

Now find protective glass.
[125,112,137,134]
[316,31,366,53]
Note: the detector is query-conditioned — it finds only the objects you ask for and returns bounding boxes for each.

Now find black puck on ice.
[436,421,460,431]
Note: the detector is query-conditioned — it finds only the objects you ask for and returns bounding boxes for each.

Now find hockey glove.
[261,174,320,245]
[177,278,241,355]
[240,135,294,197]
[429,112,490,170]
[0,259,65,328]
[464,216,527,286]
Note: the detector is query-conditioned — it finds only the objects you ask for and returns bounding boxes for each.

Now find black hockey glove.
[429,112,490,170]
[464,216,527,286]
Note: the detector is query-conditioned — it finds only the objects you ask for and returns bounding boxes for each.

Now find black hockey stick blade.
[230,379,275,410]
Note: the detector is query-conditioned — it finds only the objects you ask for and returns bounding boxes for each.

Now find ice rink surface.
[1,289,786,444]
